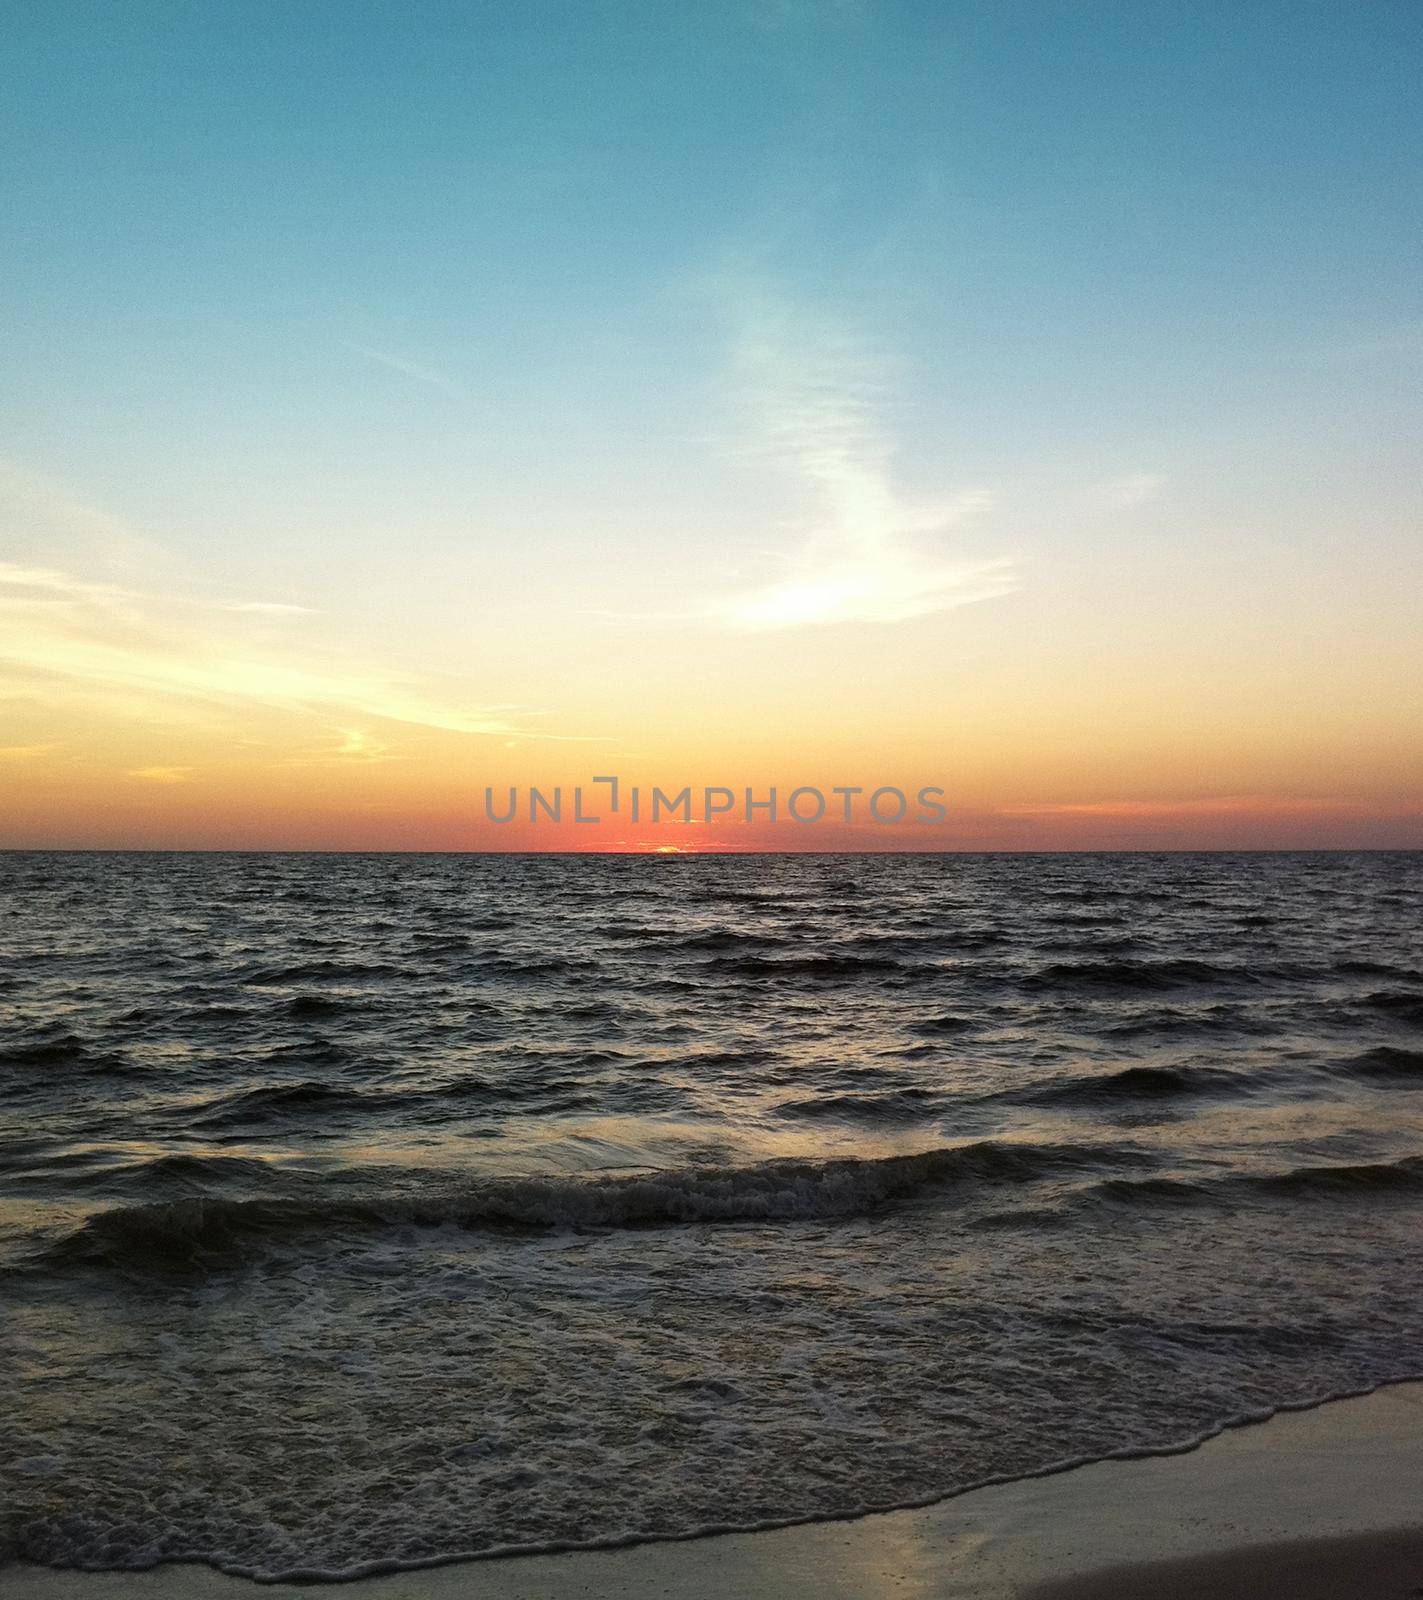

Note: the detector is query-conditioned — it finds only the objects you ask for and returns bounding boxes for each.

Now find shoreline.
[7,1380,1423,1598]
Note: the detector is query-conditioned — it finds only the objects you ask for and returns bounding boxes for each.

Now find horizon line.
[2,846,1419,858]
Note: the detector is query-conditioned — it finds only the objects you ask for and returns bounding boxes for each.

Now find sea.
[2,850,1421,1579]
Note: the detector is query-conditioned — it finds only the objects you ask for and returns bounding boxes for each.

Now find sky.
[1,0,1420,850]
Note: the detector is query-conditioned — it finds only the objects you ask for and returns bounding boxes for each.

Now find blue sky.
[1,1,1420,846]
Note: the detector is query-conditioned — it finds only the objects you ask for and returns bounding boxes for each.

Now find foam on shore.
[5,1381,1423,1599]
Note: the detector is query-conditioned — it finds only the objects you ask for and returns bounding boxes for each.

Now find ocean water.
[2,850,1422,1578]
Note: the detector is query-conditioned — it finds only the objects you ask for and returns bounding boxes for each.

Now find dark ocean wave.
[1249,1156,1423,1196]
[1336,961,1423,981]
[240,960,416,986]
[286,993,373,1017]
[1337,1045,1423,1082]
[1100,1005,1269,1038]
[55,1151,285,1197]
[1019,1062,1246,1105]
[255,1037,356,1067]
[186,1079,391,1128]
[910,1012,977,1033]
[773,1088,947,1123]
[0,1034,111,1069]
[33,1141,1137,1274]
[4,849,1422,1581]
[0,1034,134,1078]
[184,1071,628,1128]
[1361,990,1423,1024]
[670,930,784,953]
[1022,959,1261,991]
[706,952,921,981]
[1089,1156,1423,1208]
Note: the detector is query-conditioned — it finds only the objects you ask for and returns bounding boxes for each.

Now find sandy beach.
[6,1382,1421,1600]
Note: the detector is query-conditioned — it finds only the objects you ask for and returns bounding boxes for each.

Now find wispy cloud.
[1001,796,1352,819]
[0,564,133,606]
[311,728,400,764]
[0,742,60,761]
[345,343,468,404]
[128,766,193,784]
[0,459,161,567]
[220,601,315,617]
[0,562,532,742]
[700,286,1015,629]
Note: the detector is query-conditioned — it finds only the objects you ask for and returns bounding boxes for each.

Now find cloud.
[0,564,132,606]
[0,459,161,566]
[701,286,1015,629]
[0,742,59,761]
[0,561,532,742]
[220,601,315,616]
[128,766,193,783]
[346,343,468,404]
[1001,796,1350,819]
[323,728,399,763]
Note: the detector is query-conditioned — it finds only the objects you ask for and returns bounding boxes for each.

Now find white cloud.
[702,286,1016,629]
[346,343,468,404]
[0,561,531,741]
[220,601,315,616]
[0,564,133,605]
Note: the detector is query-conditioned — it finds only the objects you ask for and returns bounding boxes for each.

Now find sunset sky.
[2,1,1420,850]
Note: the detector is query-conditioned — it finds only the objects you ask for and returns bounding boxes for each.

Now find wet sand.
[6,1382,1423,1599]
[1024,1525,1423,1599]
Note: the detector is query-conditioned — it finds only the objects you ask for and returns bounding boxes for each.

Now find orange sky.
[1,543,1420,850]
[4,5,1422,852]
